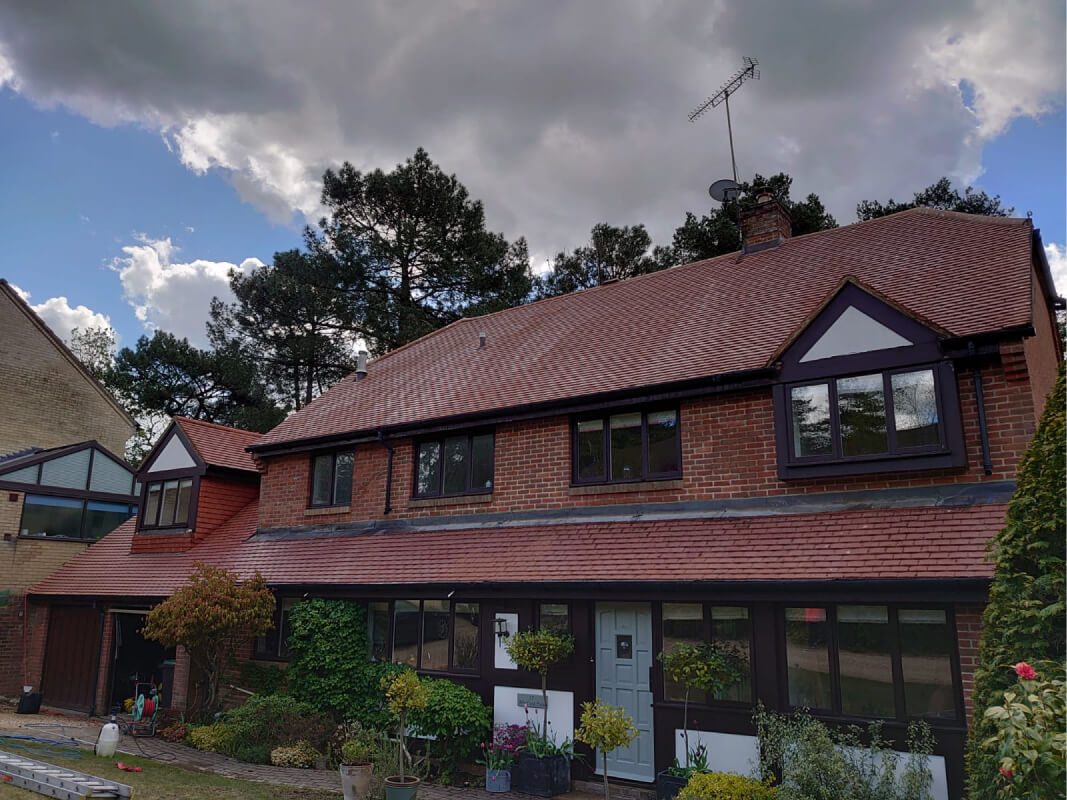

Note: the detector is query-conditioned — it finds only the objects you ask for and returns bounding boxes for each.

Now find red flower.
[999,767,1013,780]
[1014,662,1037,680]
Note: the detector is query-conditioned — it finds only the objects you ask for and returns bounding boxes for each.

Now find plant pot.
[384,775,420,800]
[656,770,689,800]
[513,752,571,798]
[486,768,512,793]
[340,763,374,800]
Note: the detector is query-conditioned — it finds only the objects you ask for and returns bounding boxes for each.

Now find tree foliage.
[576,699,639,800]
[68,326,117,383]
[142,562,274,714]
[534,223,672,298]
[856,177,1013,221]
[967,368,1066,799]
[505,629,575,740]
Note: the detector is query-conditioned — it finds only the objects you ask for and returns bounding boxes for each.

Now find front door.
[595,603,654,782]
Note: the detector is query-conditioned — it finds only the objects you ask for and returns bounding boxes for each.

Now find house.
[0,279,137,700]
[27,201,1063,799]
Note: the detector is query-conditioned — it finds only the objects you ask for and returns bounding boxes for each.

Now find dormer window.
[142,478,194,529]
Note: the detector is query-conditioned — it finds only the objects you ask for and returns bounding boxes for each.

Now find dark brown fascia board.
[1032,228,1067,311]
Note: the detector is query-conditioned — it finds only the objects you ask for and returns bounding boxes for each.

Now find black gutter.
[968,342,994,475]
[381,431,394,515]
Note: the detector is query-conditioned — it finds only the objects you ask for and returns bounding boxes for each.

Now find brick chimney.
[740,191,792,253]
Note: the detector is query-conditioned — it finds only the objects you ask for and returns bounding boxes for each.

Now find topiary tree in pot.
[576,699,639,800]
[382,670,429,800]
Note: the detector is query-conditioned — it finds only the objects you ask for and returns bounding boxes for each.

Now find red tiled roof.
[174,417,261,472]
[256,209,1038,449]
[29,501,1005,597]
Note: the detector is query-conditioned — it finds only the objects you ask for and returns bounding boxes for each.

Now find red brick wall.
[23,602,48,695]
[94,612,114,714]
[0,597,24,698]
[956,605,983,723]
[171,646,191,713]
[1022,265,1063,419]
[258,351,1039,529]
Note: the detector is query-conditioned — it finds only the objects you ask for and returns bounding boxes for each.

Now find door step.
[0,748,132,798]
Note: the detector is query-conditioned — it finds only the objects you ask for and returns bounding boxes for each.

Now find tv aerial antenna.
[689,56,760,184]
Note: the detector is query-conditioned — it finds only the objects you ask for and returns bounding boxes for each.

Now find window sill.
[778,449,964,480]
[135,527,192,535]
[407,493,493,509]
[569,478,683,496]
[304,505,350,517]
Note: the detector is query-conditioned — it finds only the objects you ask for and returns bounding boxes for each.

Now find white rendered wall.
[494,686,574,744]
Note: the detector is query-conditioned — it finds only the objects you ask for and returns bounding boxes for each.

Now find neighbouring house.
[27,203,1063,799]
[0,279,137,700]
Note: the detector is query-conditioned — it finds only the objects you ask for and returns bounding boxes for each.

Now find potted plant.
[655,642,744,800]
[505,629,576,797]
[339,726,377,800]
[575,699,639,800]
[479,724,524,793]
[382,670,429,800]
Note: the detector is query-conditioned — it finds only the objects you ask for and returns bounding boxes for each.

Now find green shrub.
[238,660,289,696]
[270,740,320,769]
[678,771,779,800]
[967,368,1066,799]
[231,742,274,765]
[409,678,492,783]
[156,721,189,743]
[188,722,238,754]
[223,693,332,753]
[576,699,639,800]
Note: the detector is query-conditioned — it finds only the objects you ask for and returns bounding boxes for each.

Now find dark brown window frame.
[536,602,572,635]
[659,602,756,708]
[253,597,295,661]
[389,598,482,675]
[139,475,197,531]
[779,603,964,725]
[308,449,354,508]
[412,430,495,499]
[18,493,138,542]
[571,406,682,485]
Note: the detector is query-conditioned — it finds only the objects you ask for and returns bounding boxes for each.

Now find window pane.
[158,480,180,526]
[442,436,470,495]
[471,434,495,491]
[174,479,193,525]
[84,501,133,540]
[421,600,450,671]
[144,484,161,526]
[393,600,420,666]
[785,607,833,710]
[900,609,957,719]
[892,370,939,448]
[609,412,643,481]
[540,603,569,635]
[333,452,354,506]
[663,603,706,703]
[39,449,91,489]
[368,602,390,662]
[791,384,832,457]
[837,605,894,717]
[576,419,605,481]
[278,599,295,659]
[89,452,134,495]
[647,410,680,475]
[311,454,333,505]
[453,602,480,671]
[837,374,888,456]
[19,495,84,538]
[416,443,441,497]
[711,607,751,702]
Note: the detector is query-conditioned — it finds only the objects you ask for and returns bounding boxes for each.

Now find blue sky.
[0,2,1063,350]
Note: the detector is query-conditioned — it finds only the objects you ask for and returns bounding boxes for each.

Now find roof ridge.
[174,416,260,437]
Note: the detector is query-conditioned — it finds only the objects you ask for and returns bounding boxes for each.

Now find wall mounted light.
[495,617,510,642]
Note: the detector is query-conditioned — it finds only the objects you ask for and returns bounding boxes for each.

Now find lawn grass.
[0,742,338,799]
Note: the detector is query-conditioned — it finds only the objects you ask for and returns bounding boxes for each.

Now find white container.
[95,717,120,758]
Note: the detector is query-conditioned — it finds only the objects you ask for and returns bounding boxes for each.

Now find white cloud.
[110,233,263,347]
[1045,243,1067,298]
[10,283,116,344]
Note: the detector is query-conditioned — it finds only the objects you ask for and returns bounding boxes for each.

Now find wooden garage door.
[42,606,101,712]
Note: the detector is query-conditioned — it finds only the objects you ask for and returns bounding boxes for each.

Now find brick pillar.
[0,596,25,698]
[93,611,114,715]
[170,646,191,713]
[956,605,984,723]
[23,602,49,694]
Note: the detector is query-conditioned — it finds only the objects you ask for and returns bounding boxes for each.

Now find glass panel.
[158,480,180,526]
[144,483,161,526]
[837,374,888,456]
[539,603,570,635]
[278,599,295,659]
[19,495,84,538]
[453,602,480,671]
[892,370,940,448]
[711,607,752,702]
[84,500,133,540]
[40,449,91,489]
[442,436,470,495]
[368,602,390,661]
[662,603,706,703]
[89,451,134,495]
[311,454,333,505]
[392,600,420,667]
[837,605,894,717]
[647,410,680,475]
[2,465,39,484]
[421,600,450,671]
[791,384,833,457]
[785,607,833,710]
[416,442,441,497]
[470,434,495,491]
[333,452,354,506]
[900,609,957,719]
[609,412,643,481]
[576,419,605,481]
[174,479,193,525]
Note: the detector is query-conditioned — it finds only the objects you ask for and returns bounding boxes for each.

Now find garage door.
[42,606,101,712]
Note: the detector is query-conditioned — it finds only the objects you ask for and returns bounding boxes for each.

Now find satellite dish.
[709,178,741,203]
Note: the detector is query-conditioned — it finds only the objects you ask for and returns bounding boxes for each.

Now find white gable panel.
[148,434,196,472]
[800,305,912,363]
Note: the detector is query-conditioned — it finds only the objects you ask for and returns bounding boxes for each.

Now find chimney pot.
[479,332,487,349]
[355,350,369,380]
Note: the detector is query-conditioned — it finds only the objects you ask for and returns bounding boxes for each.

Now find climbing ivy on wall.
[966,367,1066,798]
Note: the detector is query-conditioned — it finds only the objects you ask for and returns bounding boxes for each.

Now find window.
[661,604,753,703]
[390,600,481,673]
[783,606,960,721]
[414,433,494,498]
[539,603,570,634]
[19,495,135,540]
[368,601,390,662]
[573,408,681,484]
[254,598,296,660]
[141,478,194,529]
[310,451,353,507]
